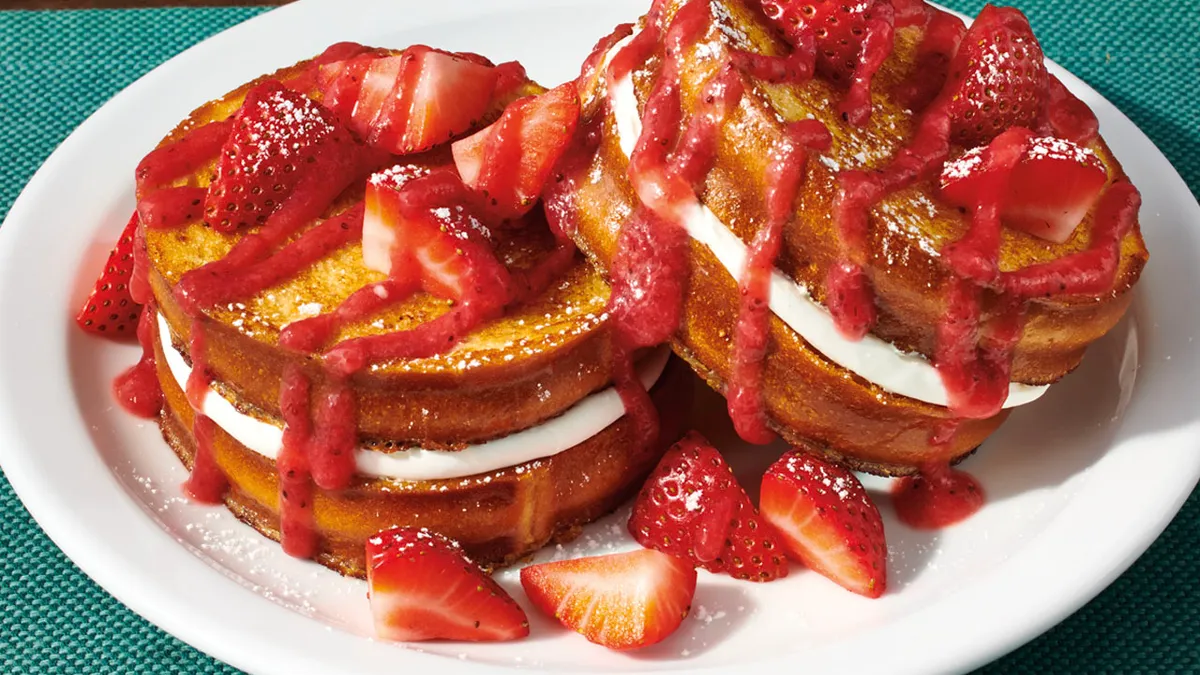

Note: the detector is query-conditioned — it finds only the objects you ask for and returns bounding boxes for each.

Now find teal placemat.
[1,3,1198,673]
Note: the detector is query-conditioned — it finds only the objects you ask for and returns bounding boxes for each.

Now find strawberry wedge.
[367,527,529,642]
[760,450,888,598]
[452,81,581,222]
[941,136,1108,243]
[330,47,498,155]
[75,212,143,341]
[363,165,510,303]
[520,549,696,650]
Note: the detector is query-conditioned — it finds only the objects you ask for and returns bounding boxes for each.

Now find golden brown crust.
[157,327,694,577]
[558,0,1145,472]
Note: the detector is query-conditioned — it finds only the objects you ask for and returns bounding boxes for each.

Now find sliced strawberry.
[520,549,696,650]
[319,51,385,123]
[942,5,1048,147]
[760,450,887,598]
[350,54,407,138]
[395,48,499,153]
[940,136,1108,243]
[628,431,788,582]
[366,527,529,642]
[452,82,580,221]
[204,80,361,233]
[76,212,142,341]
[364,165,511,304]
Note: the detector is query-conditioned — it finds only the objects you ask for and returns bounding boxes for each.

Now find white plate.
[0,1,1196,673]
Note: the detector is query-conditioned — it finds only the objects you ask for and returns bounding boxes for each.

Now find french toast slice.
[129,45,694,571]
[555,0,1147,473]
[144,54,618,448]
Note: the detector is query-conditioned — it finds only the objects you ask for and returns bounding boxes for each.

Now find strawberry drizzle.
[136,187,209,230]
[892,8,965,113]
[135,119,233,193]
[727,120,830,444]
[279,278,417,352]
[278,364,317,558]
[182,204,365,311]
[309,382,358,490]
[892,461,985,529]
[181,317,228,504]
[838,1,894,126]
[323,299,498,377]
[113,302,163,419]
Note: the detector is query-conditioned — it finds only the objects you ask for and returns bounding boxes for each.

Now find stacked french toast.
[75,0,1146,652]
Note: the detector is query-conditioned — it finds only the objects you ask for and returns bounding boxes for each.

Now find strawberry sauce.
[727,120,830,444]
[135,119,233,193]
[181,318,227,504]
[892,462,985,529]
[278,364,317,558]
[136,187,209,230]
[112,303,163,419]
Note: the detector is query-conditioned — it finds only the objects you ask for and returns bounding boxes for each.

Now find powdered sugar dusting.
[237,86,336,176]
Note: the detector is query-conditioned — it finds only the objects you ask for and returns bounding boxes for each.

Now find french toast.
[550,0,1147,473]
[85,43,693,573]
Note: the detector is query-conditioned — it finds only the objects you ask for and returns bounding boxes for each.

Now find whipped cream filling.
[602,35,1048,409]
[157,313,670,482]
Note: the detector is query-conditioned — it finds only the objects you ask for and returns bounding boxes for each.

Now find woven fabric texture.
[1,2,1198,673]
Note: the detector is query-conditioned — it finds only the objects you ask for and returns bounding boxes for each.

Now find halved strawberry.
[942,5,1048,147]
[520,549,696,650]
[76,212,142,341]
[760,450,887,598]
[452,82,580,222]
[940,136,1108,243]
[628,431,788,582]
[204,80,361,233]
[363,165,511,304]
[366,527,529,642]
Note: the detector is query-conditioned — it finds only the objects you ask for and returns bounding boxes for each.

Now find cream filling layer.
[157,313,670,482]
[602,35,1047,409]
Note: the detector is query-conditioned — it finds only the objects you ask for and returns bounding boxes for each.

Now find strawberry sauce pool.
[891,462,985,529]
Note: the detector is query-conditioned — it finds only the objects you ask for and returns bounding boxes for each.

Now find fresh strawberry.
[628,431,788,582]
[761,0,869,85]
[366,527,529,642]
[940,136,1108,243]
[204,80,360,233]
[520,549,696,650]
[760,450,887,598]
[758,0,894,124]
[395,48,499,153]
[364,165,511,304]
[338,47,499,155]
[452,82,580,221]
[942,4,1048,147]
[319,51,385,122]
[75,212,143,341]
[349,54,407,137]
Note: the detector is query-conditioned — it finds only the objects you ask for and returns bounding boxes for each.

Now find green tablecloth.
[1,2,1197,672]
